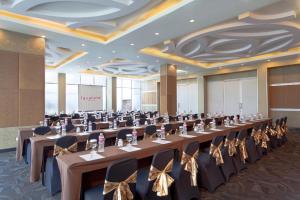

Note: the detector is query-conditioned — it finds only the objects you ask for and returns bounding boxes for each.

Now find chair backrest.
[200,113,205,118]
[204,118,212,126]
[164,124,173,133]
[60,113,68,118]
[226,131,237,141]
[211,136,224,146]
[156,117,163,123]
[145,125,157,136]
[72,113,80,119]
[192,114,198,119]
[104,158,137,200]
[34,126,51,135]
[126,118,134,127]
[117,129,133,140]
[284,116,287,124]
[151,149,174,173]
[66,124,75,133]
[183,141,199,156]
[56,135,77,148]
[92,122,97,130]
[236,129,247,140]
[275,119,280,126]
[88,116,96,123]
[88,132,101,142]
[139,118,146,125]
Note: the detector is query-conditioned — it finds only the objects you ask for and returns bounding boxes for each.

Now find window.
[45,71,58,114]
[117,78,141,111]
[66,84,78,114]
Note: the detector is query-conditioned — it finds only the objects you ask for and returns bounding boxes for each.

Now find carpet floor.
[0,131,299,200]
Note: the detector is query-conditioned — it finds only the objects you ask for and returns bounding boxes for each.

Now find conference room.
[0,0,299,199]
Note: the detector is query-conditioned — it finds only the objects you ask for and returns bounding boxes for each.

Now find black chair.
[137,149,174,200]
[126,118,134,127]
[232,130,247,173]
[116,129,133,145]
[245,127,260,164]
[44,136,77,195]
[156,117,164,123]
[269,120,279,149]
[85,158,138,200]
[172,142,201,200]
[144,125,157,139]
[25,126,52,164]
[282,117,288,143]
[197,136,225,192]
[60,113,68,118]
[139,118,146,125]
[164,124,173,135]
[222,131,237,181]
[66,123,75,133]
[72,113,80,119]
[85,132,101,151]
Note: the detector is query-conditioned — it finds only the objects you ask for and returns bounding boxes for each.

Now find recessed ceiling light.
[267,59,271,62]
[98,56,102,59]
[112,50,116,53]
[81,43,85,47]
[189,19,195,23]
[130,43,135,46]
[155,32,160,36]
[41,35,46,38]
[137,56,140,58]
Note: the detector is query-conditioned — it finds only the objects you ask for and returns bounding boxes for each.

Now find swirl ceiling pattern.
[160,10,300,63]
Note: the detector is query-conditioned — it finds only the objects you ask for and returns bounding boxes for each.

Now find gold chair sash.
[282,122,288,135]
[53,142,77,157]
[148,159,174,197]
[235,139,248,163]
[181,150,199,186]
[209,142,224,165]
[269,126,277,137]
[261,128,270,149]
[251,129,261,145]
[276,125,283,139]
[224,138,236,157]
[103,171,137,200]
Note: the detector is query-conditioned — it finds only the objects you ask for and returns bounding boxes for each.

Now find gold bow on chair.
[181,150,199,186]
[224,138,236,157]
[235,139,248,163]
[53,142,77,156]
[268,126,277,137]
[261,128,270,149]
[276,125,283,139]
[281,122,288,135]
[148,159,174,197]
[209,142,224,165]
[103,171,137,200]
[251,129,261,145]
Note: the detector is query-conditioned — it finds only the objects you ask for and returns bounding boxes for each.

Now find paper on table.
[119,146,141,152]
[210,128,223,131]
[77,132,89,136]
[80,153,104,161]
[197,131,212,134]
[152,139,171,144]
[179,134,196,138]
[47,135,62,139]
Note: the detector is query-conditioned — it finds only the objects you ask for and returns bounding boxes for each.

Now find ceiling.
[1,0,296,77]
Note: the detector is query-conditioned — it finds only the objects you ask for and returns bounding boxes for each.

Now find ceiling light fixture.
[81,43,85,47]
[267,59,271,62]
[137,56,140,58]
[155,32,160,36]
[130,43,135,46]
[112,50,116,53]
[189,19,195,23]
[41,35,46,38]
[98,56,102,59]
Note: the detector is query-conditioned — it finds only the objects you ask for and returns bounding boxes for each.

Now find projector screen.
[78,85,103,111]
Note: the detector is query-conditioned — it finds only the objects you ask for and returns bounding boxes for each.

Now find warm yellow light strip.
[46,51,88,69]
[140,47,210,68]
[0,0,187,44]
[140,46,300,69]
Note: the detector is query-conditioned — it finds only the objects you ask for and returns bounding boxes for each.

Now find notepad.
[80,153,104,161]
[119,146,141,152]
[152,139,171,144]
[210,128,223,131]
[47,135,62,139]
[197,131,212,134]
[77,132,89,136]
[179,134,196,138]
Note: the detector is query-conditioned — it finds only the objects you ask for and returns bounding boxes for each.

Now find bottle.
[200,120,205,132]
[65,118,68,125]
[132,129,138,145]
[183,122,187,135]
[161,125,166,139]
[98,133,105,153]
[88,121,92,132]
[113,120,117,129]
[61,123,66,136]
[44,119,48,126]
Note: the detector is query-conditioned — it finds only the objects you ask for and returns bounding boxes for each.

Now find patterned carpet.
[0,131,299,200]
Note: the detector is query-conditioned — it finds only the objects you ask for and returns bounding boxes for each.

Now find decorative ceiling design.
[142,9,300,68]
[5,0,153,34]
[45,41,87,69]
[91,58,159,76]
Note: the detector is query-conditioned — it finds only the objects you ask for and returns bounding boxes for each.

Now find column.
[160,64,177,115]
[257,65,269,117]
[58,73,66,113]
[111,77,117,112]
[197,74,205,114]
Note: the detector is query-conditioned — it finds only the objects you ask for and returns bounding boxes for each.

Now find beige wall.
[0,29,45,128]
[141,79,158,112]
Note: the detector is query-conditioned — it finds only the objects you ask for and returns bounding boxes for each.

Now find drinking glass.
[126,134,133,147]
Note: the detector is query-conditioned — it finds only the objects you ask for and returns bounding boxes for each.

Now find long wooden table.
[56,119,270,200]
